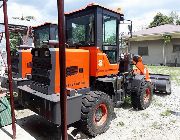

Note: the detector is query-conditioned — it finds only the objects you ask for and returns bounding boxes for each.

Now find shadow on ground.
[153,92,170,97]
[16,114,77,140]
[0,127,12,138]
[14,100,143,140]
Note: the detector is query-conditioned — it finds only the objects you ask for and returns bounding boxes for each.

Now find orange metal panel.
[133,57,150,81]
[21,50,32,78]
[54,49,89,94]
[81,47,119,77]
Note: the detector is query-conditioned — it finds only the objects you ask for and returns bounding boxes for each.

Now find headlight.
[35,51,38,57]
[44,51,50,57]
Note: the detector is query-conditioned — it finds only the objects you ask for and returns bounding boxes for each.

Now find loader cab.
[33,23,58,48]
[66,4,124,64]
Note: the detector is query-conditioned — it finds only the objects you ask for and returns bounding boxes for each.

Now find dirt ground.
[0,82,180,140]
[0,66,180,140]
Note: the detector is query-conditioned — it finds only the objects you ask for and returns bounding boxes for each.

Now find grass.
[124,96,131,105]
[160,109,172,117]
[152,97,163,107]
[151,121,162,129]
[147,66,180,85]
[122,96,132,108]
[141,112,150,118]
[170,119,176,124]
[117,121,125,127]
[153,102,163,107]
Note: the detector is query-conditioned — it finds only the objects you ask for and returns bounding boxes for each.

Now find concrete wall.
[129,38,180,66]
[168,38,180,66]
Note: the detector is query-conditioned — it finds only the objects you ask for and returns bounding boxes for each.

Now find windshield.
[66,14,95,47]
[34,26,50,48]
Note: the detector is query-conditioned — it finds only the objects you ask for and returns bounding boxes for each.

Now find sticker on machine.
[98,60,103,67]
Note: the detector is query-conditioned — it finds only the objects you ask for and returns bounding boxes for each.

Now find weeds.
[122,96,132,108]
[153,101,163,107]
[148,66,180,85]
[117,121,125,127]
[151,121,162,129]
[160,109,172,117]
[170,120,176,124]
[141,112,149,118]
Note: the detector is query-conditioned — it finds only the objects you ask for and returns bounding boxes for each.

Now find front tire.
[131,81,153,110]
[81,91,114,136]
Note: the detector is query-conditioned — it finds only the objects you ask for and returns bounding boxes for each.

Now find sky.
[0,0,180,31]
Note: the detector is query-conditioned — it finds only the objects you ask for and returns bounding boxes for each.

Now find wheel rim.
[93,103,108,126]
[144,88,151,103]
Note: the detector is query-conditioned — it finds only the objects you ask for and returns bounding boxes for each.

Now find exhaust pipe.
[150,74,171,94]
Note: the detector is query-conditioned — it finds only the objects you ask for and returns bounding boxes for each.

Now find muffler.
[150,74,171,94]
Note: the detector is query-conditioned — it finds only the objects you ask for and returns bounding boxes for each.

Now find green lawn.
[147,66,180,85]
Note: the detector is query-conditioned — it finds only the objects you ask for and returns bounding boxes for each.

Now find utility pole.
[57,0,67,140]
[2,0,16,139]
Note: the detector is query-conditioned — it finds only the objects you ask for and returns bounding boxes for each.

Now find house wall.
[129,38,180,66]
[168,38,180,66]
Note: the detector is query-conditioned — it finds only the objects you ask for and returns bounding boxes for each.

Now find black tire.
[81,91,114,136]
[131,81,153,110]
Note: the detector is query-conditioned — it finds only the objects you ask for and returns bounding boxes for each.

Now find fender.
[130,74,145,93]
[96,76,124,103]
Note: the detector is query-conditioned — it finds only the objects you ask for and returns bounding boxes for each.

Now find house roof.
[131,24,180,41]
[0,23,30,35]
[133,24,180,36]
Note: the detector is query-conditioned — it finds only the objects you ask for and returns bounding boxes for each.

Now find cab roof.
[65,3,123,16]
[32,22,57,29]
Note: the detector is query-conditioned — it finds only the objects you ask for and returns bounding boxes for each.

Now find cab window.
[103,15,117,46]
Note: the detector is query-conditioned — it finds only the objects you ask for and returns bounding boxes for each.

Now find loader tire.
[80,91,114,136]
[131,81,153,110]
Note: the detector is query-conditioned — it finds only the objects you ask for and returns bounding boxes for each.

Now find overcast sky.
[0,0,180,31]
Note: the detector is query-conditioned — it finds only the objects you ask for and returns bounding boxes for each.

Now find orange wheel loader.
[0,23,58,93]
[18,4,171,136]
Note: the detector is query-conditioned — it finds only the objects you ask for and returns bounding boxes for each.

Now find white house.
[129,24,180,66]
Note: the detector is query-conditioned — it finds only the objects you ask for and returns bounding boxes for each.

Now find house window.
[138,46,148,56]
[173,45,180,52]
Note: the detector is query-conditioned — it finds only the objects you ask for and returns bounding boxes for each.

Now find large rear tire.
[81,91,114,136]
[131,81,153,110]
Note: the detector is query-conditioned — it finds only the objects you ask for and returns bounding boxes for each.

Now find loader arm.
[132,55,150,81]
[132,55,171,94]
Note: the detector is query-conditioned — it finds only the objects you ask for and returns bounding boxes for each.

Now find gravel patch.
[1,83,180,140]
[89,82,180,140]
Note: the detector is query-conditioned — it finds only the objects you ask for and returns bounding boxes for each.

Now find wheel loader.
[0,38,32,93]
[17,4,171,136]
[0,23,58,93]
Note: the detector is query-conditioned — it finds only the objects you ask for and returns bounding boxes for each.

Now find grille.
[30,48,52,94]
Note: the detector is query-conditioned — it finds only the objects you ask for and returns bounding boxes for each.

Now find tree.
[170,11,180,25]
[72,24,85,43]
[176,20,180,25]
[162,34,172,65]
[162,34,172,45]
[10,15,35,51]
[149,11,180,28]
[149,12,174,28]
[106,34,116,45]
[10,32,22,51]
